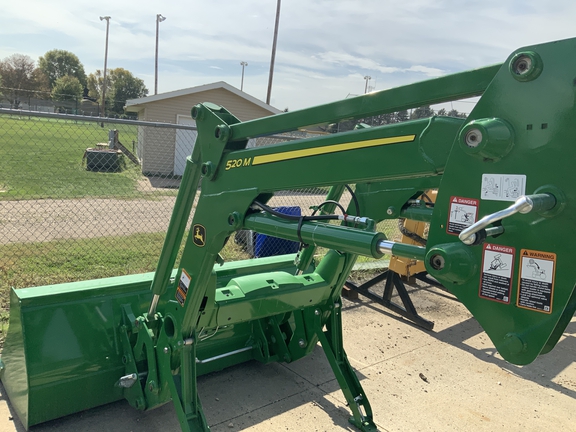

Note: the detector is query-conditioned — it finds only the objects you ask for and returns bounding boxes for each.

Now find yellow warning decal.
[251,134,416,166]
[517,249,556,314]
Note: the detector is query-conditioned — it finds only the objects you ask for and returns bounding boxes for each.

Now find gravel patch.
[0,197,177,244]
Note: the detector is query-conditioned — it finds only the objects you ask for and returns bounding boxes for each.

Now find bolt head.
[163,347,169,354]
[465,128,483,148]
[430,254,446,270]
[135,397,145,410]
[512,55,532,75]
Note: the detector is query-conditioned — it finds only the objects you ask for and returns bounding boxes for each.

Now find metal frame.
[344,270,435,330]
[3,37,576,432]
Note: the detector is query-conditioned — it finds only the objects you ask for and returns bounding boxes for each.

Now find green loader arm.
[2,37,575,432]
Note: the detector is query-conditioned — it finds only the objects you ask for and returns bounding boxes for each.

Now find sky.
[1,0,575,113]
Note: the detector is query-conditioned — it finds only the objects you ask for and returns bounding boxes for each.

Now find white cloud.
[406,66,444,77]
[2,0,576,110]
[315,52,401,74]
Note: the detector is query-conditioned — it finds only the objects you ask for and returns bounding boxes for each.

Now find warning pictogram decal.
[176,268,191,306]
[479,243,515,304]
[481,174,526,202]
[447,196,479,235]
[517,249,556,314]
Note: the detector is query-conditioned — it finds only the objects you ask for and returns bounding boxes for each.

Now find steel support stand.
[344,269,434,330]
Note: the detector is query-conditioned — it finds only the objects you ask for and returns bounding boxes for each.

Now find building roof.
[125,81,281,114]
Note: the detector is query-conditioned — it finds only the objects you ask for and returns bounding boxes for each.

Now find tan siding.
[141,88,275,123]
[136,87,275,175]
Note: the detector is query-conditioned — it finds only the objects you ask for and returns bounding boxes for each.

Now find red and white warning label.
[176,268,191,307]
[447,196,479,235]
[479,243,515,304]
[517,249,556,314]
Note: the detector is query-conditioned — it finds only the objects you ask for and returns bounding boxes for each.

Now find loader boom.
[2,37,576,431]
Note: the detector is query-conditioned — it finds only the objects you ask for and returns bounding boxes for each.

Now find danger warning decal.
[447,196,479,235]
[176,268,191,306]
[517,249,556,314]
[479,244,515,304]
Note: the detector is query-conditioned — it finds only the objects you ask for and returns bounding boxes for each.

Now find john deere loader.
[2,37,575,431]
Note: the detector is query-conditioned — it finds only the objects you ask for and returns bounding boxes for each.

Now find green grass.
[0,233,165,291]
[0,231,255,344]
[0,233,168,340]
[352,220,400,265]
[0,115,148,200]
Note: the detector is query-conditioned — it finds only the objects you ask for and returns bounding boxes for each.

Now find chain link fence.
[0,109,400,296]
[0,87,102,116]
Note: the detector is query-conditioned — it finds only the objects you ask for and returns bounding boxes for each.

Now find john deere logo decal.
[193,224,206,247]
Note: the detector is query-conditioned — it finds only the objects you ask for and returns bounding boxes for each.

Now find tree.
[86,69,106,102]
[88,68,148,115]
[410,105,434,119]
[0,54,49,107]
[447,109,467,118]
[395,110,409,122]
[52,75,83,101]
[38,49,87,89]
[52,75,83,113]
[108,68,148,114]
[326,108,417,133]
[0,54,35,89]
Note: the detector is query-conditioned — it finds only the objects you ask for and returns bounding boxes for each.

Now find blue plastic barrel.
[254,206,301,257]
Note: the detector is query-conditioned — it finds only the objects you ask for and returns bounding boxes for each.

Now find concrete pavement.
[1,283,574,431]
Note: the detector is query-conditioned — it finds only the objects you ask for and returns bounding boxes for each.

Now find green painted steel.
[295,184,348,272]
[243,212,386,258]
[390,243,427,262]
[215,116,463,191]
[150,155,202,299]
[229,64,499,139]
[2,37,576,432]
[399,202,434,222]
[0,255,304,428]
[426,37,576,364]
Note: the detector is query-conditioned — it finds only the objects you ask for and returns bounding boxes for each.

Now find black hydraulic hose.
[311,200,347,216]
[345,184,361,216]
[254,200,343,248]
[253,201,341,222]
[397,218,427,245]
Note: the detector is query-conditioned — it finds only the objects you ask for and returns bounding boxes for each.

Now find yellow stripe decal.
[252,134,416,166]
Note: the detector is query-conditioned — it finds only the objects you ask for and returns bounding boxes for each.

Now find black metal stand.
[344,269,435,330]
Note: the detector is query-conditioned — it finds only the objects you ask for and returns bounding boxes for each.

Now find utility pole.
[266,0,281,105]
[364,76,371,94]
[240,61,248,91]
[155,14,167,95]
[99,16,111,117]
